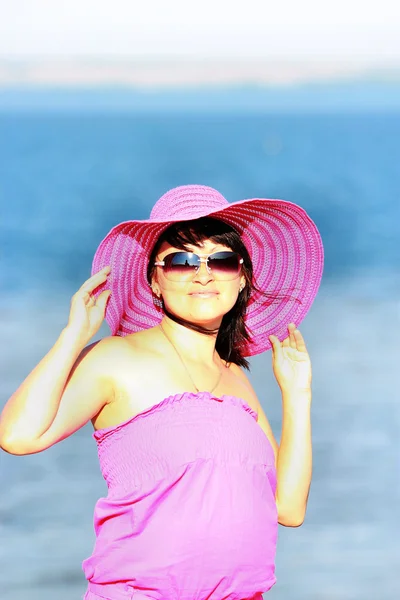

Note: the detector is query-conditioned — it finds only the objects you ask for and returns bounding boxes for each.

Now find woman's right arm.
[0,266,113,455]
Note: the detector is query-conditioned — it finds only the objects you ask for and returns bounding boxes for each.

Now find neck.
[159,315,221,365]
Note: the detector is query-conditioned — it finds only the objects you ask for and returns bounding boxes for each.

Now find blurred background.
[1,1,399,599]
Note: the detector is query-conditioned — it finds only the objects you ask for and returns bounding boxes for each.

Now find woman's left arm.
[269,323,313,527]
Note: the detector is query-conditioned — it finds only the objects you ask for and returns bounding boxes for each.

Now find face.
[151,239,246,329]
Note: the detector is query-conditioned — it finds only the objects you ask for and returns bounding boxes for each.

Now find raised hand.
[269,323,312,395]
[66,266,112,346]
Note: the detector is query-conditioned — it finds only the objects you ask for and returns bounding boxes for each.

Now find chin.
[185,305,233,328]
[166,307,222,328]
[164,297,237,327]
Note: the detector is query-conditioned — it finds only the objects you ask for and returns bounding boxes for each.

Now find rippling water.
[1,109,399,599]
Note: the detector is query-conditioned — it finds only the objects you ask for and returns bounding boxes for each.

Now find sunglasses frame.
[154,250,244,281]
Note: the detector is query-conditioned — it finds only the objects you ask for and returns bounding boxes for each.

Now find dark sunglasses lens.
[208,252,241,277]
[164,252,200,277]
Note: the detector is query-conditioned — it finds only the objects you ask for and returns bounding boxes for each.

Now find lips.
[189,292,219,298]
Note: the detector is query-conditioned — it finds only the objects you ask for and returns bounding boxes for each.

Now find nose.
[193,259,214,284]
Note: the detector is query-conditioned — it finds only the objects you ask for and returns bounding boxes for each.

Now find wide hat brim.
[91,185,324,356]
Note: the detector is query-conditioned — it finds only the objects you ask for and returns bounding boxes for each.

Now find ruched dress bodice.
[82,391,278,600]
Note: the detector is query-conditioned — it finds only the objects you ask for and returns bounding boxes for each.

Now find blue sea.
[0,101,399,600]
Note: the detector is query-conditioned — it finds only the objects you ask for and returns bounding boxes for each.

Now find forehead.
[157,238,232,256]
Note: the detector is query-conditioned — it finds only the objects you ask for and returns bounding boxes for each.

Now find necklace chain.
[159,323,224,394]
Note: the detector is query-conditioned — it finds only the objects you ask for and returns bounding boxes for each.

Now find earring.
[239,285,244,292]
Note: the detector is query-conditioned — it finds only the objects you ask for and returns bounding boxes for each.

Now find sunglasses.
[154,251,244,281]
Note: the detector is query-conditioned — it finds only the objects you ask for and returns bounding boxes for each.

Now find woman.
[0,185,323,599]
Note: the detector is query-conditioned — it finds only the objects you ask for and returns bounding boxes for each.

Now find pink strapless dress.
[82,391,278,600]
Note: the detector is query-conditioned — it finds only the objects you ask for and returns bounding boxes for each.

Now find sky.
[1,0,399,63]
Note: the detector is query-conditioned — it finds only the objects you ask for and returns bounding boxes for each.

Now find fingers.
[276,324,295,349]
[89,266,111,283]
[96,289,112,311]
[270,323,307,353]
[80,266,111,294]
[288,323,307,352]
[288,323,297,349]
[293,327,307,352]
[268,334,283,360]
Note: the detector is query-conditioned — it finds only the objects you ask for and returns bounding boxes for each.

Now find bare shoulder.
[227,362,257,397]
[88,328,163,386]
[83,334,128,360]
[83,331,152,367]
[228,361,251,382]
[67,336,126,388]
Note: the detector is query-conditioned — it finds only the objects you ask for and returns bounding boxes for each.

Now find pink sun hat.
[91,184,324,356]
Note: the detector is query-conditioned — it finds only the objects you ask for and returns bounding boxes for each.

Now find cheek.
[159,282,189,308]
[219,288,241,312]
[159,280,189,295]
